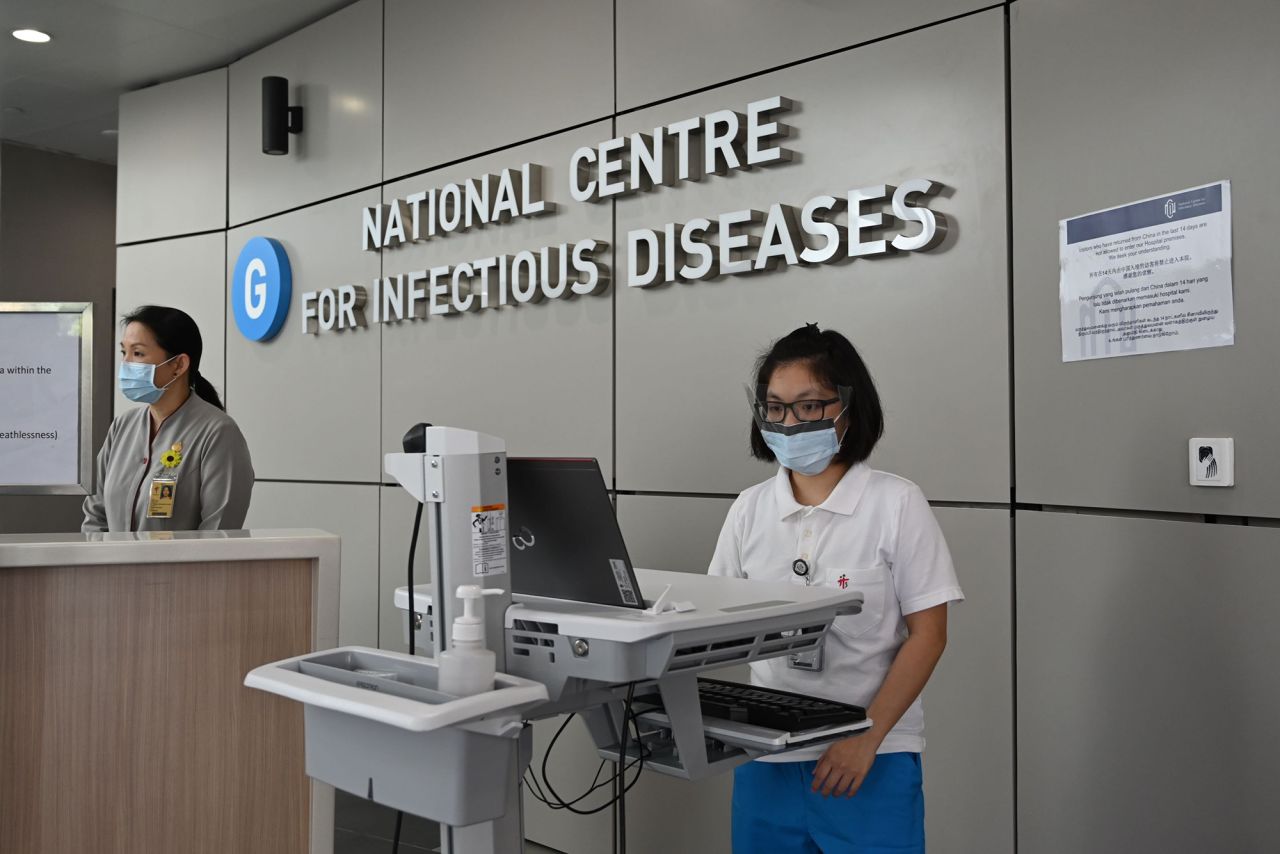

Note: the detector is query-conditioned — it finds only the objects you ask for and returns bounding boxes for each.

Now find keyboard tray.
[635,677,872,752]
[636,708,871,751]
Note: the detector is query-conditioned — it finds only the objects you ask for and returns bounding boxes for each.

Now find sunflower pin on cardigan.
[160,442,184,469]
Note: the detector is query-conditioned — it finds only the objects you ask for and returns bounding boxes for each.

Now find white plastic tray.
[244,646,548,733]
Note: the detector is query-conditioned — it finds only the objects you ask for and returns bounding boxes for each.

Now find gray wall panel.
[378,485,416,653]
[1012,0,1280,516]
[522,714,614,852]
[244,481,379,647]
[227,0,381,225]
[616,493,734,575]
[115,232,227,418]
[616,9,1008,501]
[616,493,748,694]
[116,68,227,244]
[383,0,612,181]
[623,767,732,854]
[615,493,737,854]
[617,0,994,111]
[380,123,614,474]
[1017,511,1280,853]
[224,191,382,482]
[923,507,1013,854]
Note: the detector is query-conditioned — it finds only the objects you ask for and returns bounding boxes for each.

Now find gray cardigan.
[81,394,254,533]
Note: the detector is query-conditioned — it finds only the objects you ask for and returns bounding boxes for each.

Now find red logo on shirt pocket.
[829,567,887,641]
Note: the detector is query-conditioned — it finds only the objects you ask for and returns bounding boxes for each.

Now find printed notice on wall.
[0,309,85,489]
[470,504,508,577]
[1059,181,1233,362]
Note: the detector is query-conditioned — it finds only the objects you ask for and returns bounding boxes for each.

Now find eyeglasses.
[754,397,842,424]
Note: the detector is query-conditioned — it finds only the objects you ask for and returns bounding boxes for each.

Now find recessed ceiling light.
[101,129,118,136]
[12,29,52,43]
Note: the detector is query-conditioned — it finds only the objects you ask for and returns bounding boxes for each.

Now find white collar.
[772,463,872,521]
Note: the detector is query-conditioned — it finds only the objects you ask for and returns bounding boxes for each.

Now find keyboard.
[695,678,866,732]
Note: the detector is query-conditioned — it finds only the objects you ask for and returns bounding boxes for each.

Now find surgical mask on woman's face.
[759,416,846,476]
[745,383,850,476]
[119,355,179,404]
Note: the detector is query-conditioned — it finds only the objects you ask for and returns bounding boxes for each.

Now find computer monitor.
[506,457,645,609]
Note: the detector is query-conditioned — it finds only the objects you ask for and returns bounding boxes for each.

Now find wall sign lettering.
[288,96,949,335]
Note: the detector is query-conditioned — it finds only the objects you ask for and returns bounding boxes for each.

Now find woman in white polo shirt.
[709,323,963,854]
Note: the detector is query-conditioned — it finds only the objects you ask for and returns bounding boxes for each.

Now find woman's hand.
[809,604,949,798]
[811,733,879,798]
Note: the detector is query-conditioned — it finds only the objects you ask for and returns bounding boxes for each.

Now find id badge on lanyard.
[147,478,178,518]
[788,639,824,672]
[787,557,824,671]
[147,441,184,519]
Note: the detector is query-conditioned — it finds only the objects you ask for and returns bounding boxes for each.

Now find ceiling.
[0,0,356,164]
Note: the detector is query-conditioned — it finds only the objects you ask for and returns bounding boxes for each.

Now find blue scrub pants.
[731,753,924,853]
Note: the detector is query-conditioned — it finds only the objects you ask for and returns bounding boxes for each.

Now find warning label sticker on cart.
[609,559,639,606]
[470,504,508,577]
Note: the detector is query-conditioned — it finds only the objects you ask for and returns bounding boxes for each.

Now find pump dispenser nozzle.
[451,585,504,645]
[438,586,503,697]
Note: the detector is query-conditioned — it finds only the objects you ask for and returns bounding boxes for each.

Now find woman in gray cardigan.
[82,306,254,532]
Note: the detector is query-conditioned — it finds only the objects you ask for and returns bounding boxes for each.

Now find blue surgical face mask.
[760,418,845,476]
[119,355,179,404]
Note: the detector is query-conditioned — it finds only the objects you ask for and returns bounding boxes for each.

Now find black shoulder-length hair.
[749,324,884,465]
[121,305,225,410]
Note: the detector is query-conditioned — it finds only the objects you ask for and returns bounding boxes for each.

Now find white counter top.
[0,528,342,653]
[0,528,339,568]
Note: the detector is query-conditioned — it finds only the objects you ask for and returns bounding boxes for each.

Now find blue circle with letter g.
[232,236,291,341]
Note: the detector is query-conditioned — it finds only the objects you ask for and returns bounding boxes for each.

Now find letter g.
[244,258,268,320]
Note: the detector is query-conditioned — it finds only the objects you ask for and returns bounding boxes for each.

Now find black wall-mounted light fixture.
[261,76,303,155]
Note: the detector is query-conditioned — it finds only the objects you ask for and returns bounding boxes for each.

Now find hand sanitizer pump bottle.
[438,586,502,697]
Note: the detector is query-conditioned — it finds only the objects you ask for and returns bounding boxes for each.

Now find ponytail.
[191,370,225,410]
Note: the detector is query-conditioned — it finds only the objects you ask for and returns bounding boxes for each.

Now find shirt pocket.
[828,566,889,641]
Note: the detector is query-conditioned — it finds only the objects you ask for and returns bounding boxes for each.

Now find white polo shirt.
[708,463,963,758]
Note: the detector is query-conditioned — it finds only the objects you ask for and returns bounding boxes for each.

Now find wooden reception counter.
[0,529,340,854]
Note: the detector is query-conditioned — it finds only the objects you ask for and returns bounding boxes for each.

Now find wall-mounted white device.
[1189,438,1234,487]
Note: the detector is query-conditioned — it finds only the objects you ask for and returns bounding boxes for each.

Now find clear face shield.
[745,383,852,476]
[744,383,852,435]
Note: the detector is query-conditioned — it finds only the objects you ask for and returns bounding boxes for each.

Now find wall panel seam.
[1019,503,1271,527]
[157,4,1008,240]
[256,478,385,487]
[225,67,230,231]
[1003,5,1018,852]
[378,0,388,648]
[221,231,228,409]
[117,227,227,249]
[611,0,618,493]
[228,182,385,231]
[613,490,1015,511]
[381,113,615,189]
[224,67,231,417]
[613,2,1006,117]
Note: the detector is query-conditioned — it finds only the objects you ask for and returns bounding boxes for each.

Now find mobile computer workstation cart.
[247,427,869,854]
